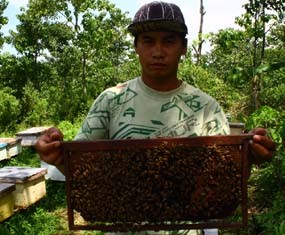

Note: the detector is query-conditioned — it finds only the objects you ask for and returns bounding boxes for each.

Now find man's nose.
[152,43,164,58]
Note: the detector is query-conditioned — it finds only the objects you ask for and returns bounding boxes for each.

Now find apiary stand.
[63,135,252,232]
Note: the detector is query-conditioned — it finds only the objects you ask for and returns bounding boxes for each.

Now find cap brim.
[128,20,188,35]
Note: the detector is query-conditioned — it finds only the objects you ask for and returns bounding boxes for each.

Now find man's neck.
[141,76,182,92]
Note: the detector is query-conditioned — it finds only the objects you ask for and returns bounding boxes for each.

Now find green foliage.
[179,62,247,120]
[20,82,52,126]
[244,105,280,130]
[206,28,252,88]
[275,220,285,235]
[0,207,61,235]
[0,0,283,234]
[243,105,285,147]
[57,119,83,141]
[252,193,285,235]
[0,148,40,168]
[0,0,8,48]
[0,87,20,133]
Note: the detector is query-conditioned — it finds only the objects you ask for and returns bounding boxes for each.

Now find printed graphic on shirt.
[76,78,230,140]
[150,114,199,137]
[161,94,207,121]
[111,123,160,139]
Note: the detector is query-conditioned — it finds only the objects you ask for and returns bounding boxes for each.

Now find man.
[36,1,275,234]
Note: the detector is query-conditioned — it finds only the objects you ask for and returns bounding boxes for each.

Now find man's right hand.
[35,127,64,166]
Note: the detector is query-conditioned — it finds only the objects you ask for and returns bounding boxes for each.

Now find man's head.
[128,1,188,36]
[128,2,188,88]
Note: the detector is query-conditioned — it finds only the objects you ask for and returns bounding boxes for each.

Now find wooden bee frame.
[63,134,252,232]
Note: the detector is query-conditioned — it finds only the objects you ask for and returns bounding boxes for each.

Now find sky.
[2,0,248,53]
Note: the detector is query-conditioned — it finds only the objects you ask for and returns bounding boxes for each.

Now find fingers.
[249,127,276,164]
[36,139,61,155]
[249,127,266,136]
[40,148,64,166]
[35,127,64,166]
[45,127,63,142]
[250,141,274,162]
[252,134,276,152]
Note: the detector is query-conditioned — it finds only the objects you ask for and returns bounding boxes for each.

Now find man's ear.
[182,39,188,55]
[133,37,138,53]
[134,45,138,54]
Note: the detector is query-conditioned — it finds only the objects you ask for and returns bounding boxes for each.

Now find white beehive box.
[15,127,50,147]
[0,138,22,158]
[0,167,47,208]
[0,143,8,161]
[0,183,16,222]
[229,122,245,135]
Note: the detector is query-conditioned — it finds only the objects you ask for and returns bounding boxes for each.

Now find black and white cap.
[128,1,188,36]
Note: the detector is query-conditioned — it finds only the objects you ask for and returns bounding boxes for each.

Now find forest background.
[0,0,284,234]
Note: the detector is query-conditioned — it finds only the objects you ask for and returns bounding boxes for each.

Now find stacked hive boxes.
[0,167,47,221]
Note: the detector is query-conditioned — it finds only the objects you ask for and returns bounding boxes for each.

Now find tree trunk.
[193,0,205,65]
[197,0,205,64]
[82,51,87,99]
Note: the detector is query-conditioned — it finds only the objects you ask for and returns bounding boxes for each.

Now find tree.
[6,0,131,122]
[235,0,285,109]
[192,0,206,65]
[0,0,8,49]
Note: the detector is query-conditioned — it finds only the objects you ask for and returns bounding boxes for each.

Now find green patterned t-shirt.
[75,77,230,140]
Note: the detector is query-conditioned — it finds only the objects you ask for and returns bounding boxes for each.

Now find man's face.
[135,31,187,81]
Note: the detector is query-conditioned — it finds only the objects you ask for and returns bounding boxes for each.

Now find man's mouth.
[149,63,167,69]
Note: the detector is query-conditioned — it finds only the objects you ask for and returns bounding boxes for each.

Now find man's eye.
[165,38,175,43]
[143,40,153,44]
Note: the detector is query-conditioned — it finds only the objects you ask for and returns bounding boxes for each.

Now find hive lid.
[0,143,8,149]
[16,127,50,136]
[0,183,16,196]
[0,138,21,145]
[0,167,47,183]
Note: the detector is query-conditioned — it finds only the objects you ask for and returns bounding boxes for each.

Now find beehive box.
[0,138,22,158]
[229,123,245,135]
[0,183,16,222]
[0,167,47,208]
[63,135,252,232]
[15,126,50,147]
[0,143,8,161]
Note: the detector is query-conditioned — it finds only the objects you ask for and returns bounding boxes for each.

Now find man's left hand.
[249,127,276,165]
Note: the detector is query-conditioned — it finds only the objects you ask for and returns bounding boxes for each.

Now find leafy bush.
[57,119,83,141]
[178,62,247,120]
[20,82,52,126]
[0,88,20,133]
[241,106,285,235]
